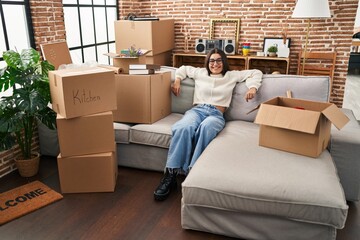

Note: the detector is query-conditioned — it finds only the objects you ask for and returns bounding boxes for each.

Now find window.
[63,0,118,65]
[0,0,34,98]
[0,0,34,67]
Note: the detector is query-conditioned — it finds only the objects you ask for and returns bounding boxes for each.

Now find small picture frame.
[263,37,291,52]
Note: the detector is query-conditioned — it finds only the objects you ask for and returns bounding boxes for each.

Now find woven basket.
[15,152,40,177]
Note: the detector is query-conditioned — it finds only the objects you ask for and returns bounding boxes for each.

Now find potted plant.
[267,45,278,57]
[0,48,56,177]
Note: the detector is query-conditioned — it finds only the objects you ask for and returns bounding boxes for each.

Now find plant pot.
[15,152,40,177]
[268,52,277,57]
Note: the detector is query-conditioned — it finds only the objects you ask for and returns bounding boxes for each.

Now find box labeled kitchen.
[49,67,116,119]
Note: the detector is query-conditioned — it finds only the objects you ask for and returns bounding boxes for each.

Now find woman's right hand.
[171,78,181,96]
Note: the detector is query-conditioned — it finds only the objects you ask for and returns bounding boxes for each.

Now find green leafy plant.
[0,48,56,159]
[267,45,278,53]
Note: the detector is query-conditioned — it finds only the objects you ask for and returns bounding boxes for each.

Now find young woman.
[154,48,263,201]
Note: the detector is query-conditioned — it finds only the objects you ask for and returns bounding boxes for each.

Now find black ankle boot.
[154,168,177,201]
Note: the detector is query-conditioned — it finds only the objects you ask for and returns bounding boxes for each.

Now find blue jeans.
[165,104,226,173]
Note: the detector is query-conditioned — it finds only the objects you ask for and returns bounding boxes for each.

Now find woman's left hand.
[245,87,257,102]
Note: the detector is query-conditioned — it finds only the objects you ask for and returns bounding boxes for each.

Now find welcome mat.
[0,180,63,225]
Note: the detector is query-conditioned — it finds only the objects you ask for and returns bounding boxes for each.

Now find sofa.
[113,67,360,240]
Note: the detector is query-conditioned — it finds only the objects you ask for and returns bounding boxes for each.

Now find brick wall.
[119,0,358,106]
[0,133,40,178]
[1,0,357,177]
[30,0,66,50]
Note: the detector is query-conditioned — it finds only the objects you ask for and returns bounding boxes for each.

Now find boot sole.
[153,183,177,201]
[153,191,170,201]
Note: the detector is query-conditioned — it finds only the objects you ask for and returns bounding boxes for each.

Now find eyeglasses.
[209,58,223,64]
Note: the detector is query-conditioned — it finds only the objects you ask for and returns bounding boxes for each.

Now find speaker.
[224,39,236,55]
[195,39,206,54]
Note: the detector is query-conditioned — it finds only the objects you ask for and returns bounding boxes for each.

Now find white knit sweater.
[175,66,263,107]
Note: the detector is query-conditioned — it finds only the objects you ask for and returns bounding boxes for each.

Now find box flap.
[40,41,72,70]
[104,49,152,59]
[322,104,350,130]
[255,104,321,134]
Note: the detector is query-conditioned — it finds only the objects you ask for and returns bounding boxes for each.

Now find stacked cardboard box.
[107,19,173,124]
[49,67,118,193]
[113,71,171,123]
[114,18,174,66]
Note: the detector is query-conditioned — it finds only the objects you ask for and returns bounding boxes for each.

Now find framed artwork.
[210,18,240,52]
[263,37,291,52]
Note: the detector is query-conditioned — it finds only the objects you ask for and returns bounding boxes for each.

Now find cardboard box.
[145,51,172,66]
[49,67,117,119]
[104,51,150,74]
[254,97,349,157]
[40,41,72,70]
[115,19,174,56]
[56,111,115,157]
[113,72,171,123]
[57,150,118,193]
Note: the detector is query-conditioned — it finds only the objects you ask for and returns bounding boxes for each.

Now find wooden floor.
[0,156,359,240]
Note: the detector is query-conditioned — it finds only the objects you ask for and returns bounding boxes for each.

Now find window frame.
[0,0,35,62]
[63,0,119,65]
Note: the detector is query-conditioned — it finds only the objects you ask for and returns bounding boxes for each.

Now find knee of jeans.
[172,124,194,136]
[201,118,225,131]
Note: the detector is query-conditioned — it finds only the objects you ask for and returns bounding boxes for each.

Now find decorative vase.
[15,152,40,177]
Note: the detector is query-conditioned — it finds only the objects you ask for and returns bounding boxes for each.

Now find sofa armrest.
[329,108,360,201]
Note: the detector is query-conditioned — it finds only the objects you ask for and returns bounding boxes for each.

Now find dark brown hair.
[205,48,229,75]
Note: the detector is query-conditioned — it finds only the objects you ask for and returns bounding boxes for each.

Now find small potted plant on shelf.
[267,45,278,57]
[0,48,56,177]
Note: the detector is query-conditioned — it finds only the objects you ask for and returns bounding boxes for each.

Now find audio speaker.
[224,39,236,55]
[195,39,206,54]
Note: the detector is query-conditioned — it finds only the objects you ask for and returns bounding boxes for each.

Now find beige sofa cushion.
[129,113,183,148]
[182,120,348,229]
[329,108,360,201]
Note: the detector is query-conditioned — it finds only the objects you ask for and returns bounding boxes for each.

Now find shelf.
[247,56,290,74]
[173,52,289,74]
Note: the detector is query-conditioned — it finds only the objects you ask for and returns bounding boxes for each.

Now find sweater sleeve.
[232,69,263,90]
[175,65,201,80]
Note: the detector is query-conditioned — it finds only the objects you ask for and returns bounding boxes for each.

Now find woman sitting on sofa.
[154,48,263,201]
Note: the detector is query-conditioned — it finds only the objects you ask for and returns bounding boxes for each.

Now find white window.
[63,0,118,65]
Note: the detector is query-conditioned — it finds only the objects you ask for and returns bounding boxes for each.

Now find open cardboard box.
[104,49,151,73]
[254,97,349,157]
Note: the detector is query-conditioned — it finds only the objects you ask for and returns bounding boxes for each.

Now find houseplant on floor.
[0,48,56,177]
